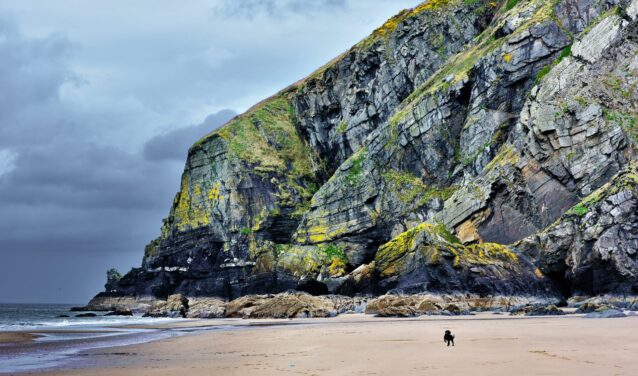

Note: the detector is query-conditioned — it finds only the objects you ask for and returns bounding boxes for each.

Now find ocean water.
[0,303,176,331]
[0,303,190,373]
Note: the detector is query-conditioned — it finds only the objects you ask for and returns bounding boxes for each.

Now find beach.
[3,313,637,376]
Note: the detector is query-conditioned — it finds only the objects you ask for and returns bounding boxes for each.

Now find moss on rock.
[376,221,519,278]
[382,170,457,205]
[256,242,350,279]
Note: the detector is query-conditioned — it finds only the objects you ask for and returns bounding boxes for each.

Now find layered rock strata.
[87,0,638,306]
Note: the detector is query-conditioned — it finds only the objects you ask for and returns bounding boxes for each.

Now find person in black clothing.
[444,330,455,346]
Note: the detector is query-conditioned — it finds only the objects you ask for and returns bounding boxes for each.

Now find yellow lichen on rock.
[376,221,518,277]
[328,258,347,277]
[452,242,519,268]
[171,174,213,232]
[208,182,222,201]
[362,0,458,48]
[296,214,350,244]
[272,243,349,279]
[502,52,513,62]
[485,144,520,171]
[410,0,452,14]
[375,222,456,277]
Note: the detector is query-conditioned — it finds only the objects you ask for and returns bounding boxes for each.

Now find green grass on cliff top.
[295,0,469,87]
[196,96,317,179]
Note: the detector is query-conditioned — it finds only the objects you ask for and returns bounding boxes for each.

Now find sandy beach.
[5,313,637,376]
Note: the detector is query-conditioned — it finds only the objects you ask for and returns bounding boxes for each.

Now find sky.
[0,0,422,304]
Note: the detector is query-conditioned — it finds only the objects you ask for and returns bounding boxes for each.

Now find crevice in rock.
[296,280,329,296]
[545,269,573,298]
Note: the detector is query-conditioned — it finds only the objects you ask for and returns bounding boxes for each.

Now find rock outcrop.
[86,0,638,307]
[186,297,226,318]
[364,293,557,317]
[145,294,189,318]
[517,164,638,295]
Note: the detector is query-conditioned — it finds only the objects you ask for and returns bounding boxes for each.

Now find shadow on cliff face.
[296,280,329,296]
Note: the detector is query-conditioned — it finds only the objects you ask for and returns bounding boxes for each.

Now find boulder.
[247,292,337,319]
[510,305,565,316]
[365,295,425,317]
[75,313,97,318]
[224,295,272,318]
[145,294,189,318]
[325,295,366,314]
[416,299,441,313]
[74,293,155,312]
[584,309,627,319]
[443,304,461,315]
[575,303,614,314]
[104,309,133,316]
[186,298,226,318]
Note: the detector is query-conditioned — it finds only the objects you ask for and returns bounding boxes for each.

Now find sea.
[0,303,193,373]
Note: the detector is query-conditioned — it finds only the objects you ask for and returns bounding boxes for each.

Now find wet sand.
[10,313,638,376]
[0,329,115,345]
[0,332,42,344]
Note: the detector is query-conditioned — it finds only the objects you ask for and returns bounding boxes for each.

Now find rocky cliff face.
[92,0,638,305]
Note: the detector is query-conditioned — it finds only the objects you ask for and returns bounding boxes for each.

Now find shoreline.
[0,325,193,374]
[2,313,638,375]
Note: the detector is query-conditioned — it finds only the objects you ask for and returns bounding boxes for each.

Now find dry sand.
[16,313,638,376]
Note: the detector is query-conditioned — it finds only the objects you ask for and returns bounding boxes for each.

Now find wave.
[0,316,184,331]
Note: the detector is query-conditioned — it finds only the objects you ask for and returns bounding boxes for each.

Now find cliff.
[89,0,638,307]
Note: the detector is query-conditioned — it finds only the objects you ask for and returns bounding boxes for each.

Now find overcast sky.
[0,0,422,304]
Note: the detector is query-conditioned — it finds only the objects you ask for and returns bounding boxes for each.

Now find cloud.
[144,109,236,161]
[0,15,208,302]
[0,0,423,303]
[0,16,75,137]
[0,149,17,177]
[213,0,347,19]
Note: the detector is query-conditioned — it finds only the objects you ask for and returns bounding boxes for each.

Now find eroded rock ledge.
[76,292,638,319]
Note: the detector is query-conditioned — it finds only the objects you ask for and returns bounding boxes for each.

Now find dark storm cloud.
[0,0,422,303]
[0,16,197,257]
[0,143,172,210]
[0,15,208,301]
[214,0,347,19]
[0,16,74,131]
[143,109,237,161]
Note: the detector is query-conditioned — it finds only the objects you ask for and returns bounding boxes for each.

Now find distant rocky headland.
[81,0,638,317]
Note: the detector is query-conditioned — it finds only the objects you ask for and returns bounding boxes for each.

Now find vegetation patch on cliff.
[484,144,520,172]
[566,163,638,217]
[452,242,518,267]
[359,0,458,49]
[376,221,519,277]
[535,45,572,84]
[382,170,457,205]
[346,149,367,185]
[174,95,323,234]
[270,243,350,278]
[212,96,316,177]
[375,222,461,276]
